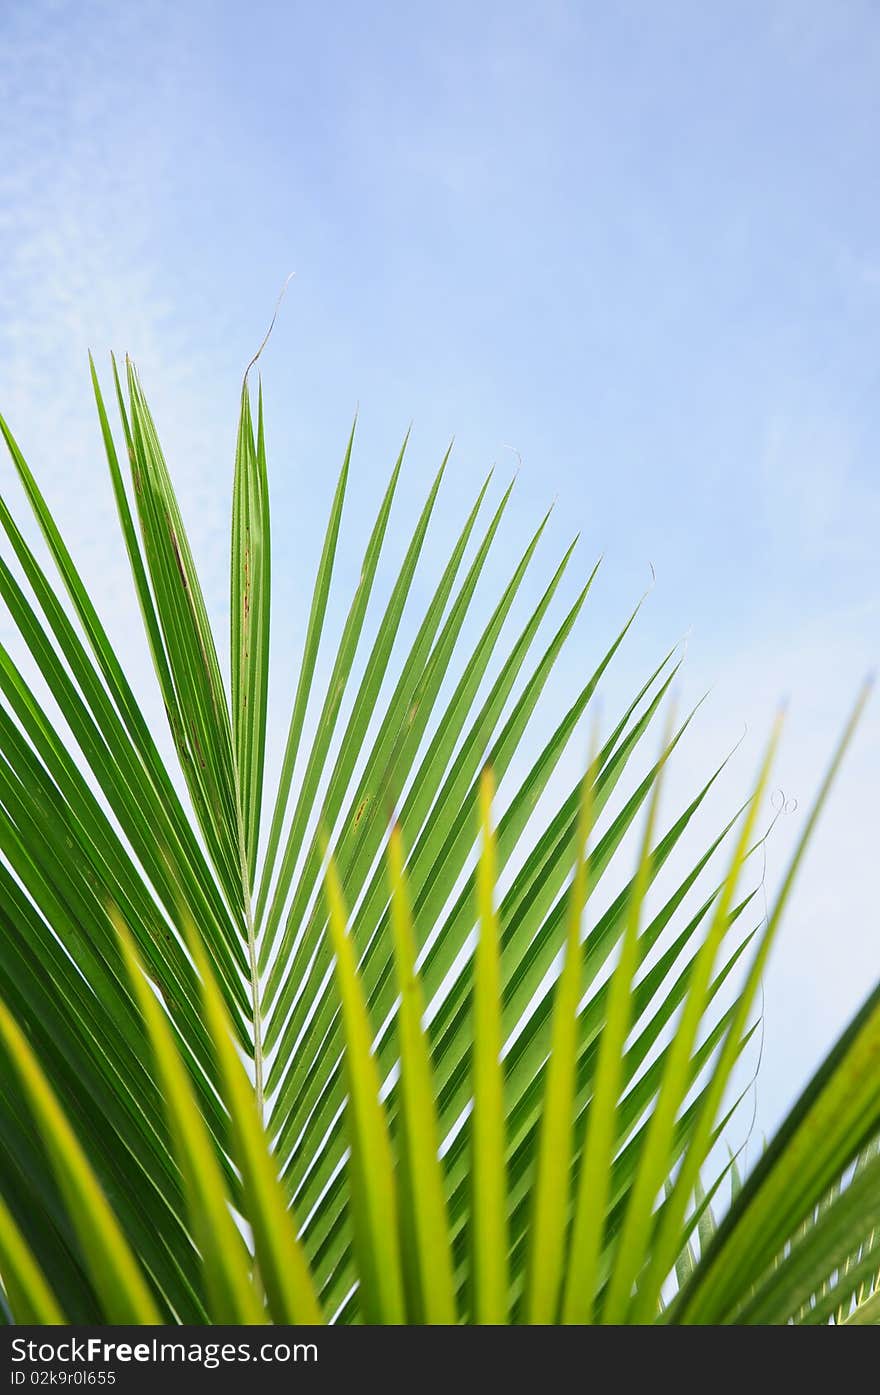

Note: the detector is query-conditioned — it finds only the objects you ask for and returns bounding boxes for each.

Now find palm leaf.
[524,732,597,1324]
[0,355,873,1327]
[388,825,457,1324]
[0,998,161,1324]
[601,713,782,1322]
[115,919,266,1325]
[0,1193,64,1324]
[471,767,508,1324]
[185,922,323,1325]
[324,852,405,1323]
[231,380,271,888]
[562,712,671,1322]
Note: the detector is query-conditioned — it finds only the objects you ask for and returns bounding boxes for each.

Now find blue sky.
[1,0,877,1145]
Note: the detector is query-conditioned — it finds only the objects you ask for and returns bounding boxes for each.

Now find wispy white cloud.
[0,0,229,747]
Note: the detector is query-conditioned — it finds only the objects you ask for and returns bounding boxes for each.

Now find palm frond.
[0,359,874,1325]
